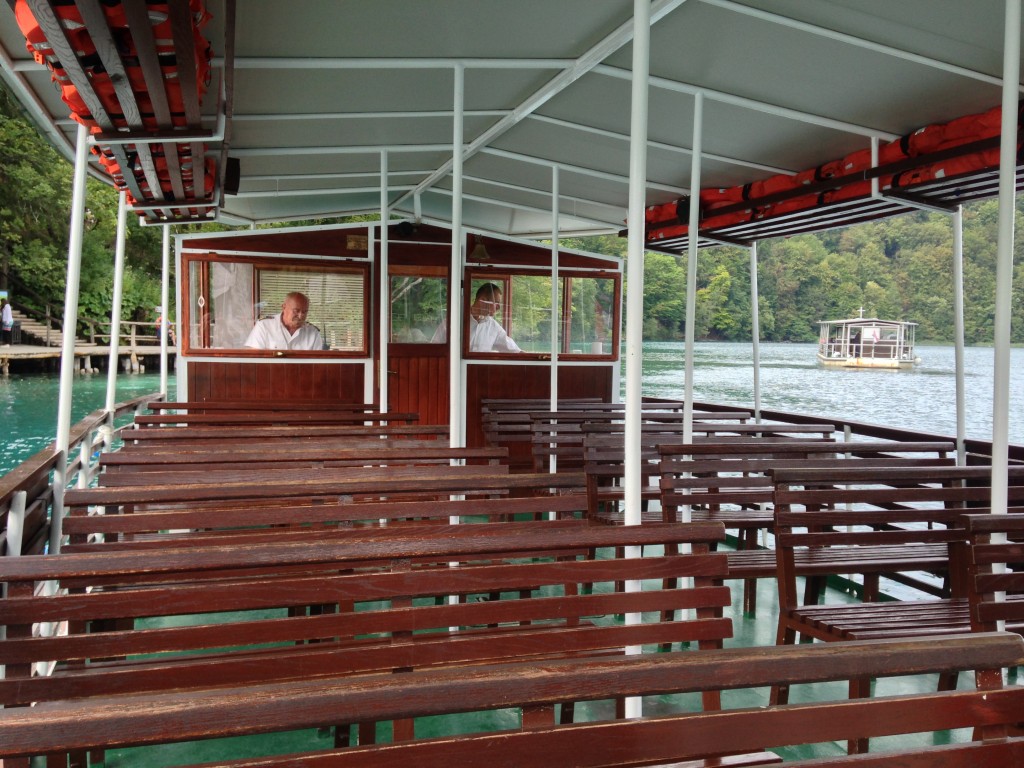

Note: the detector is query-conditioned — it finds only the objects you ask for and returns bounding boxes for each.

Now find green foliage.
[3,75,1023,345]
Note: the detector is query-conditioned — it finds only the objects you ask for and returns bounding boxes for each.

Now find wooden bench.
[657,440,957,613]
[148,401,388,413]
[131,410,420,427]
[99,445,509,474]
[2,632,1022,767]
[64,471,587,535]
[529,409,752,473]
[64,479,590,552]
[770,464,1024,708]
[583,430,840,527]
[964,511,1024,636]
[120,423,449,446]
[0,520,730,764]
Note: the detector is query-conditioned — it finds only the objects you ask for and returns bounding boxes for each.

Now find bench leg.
[847,676,872,753]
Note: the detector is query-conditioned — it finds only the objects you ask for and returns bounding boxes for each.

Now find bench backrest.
[120,423,449,445]
[658,440,957,516]
[0,521,729,708]
[62,491,590,551]
[2,632,1022,766]
[772,465,1024,611]
[964,511,1024,634]
[99,446,509,474]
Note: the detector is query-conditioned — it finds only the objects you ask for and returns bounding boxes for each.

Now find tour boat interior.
[2,2,1024,766]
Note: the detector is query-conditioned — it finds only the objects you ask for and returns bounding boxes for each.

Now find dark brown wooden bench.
[657,440,957,613]
[2,632,1022,767]
[99,445,509,474]
[530,409,752,473]
[148,401,387,413]
[132,411,420,427]
[0,520,731,764]
[770,464,1024,710]
[583,433,838,523]
[63,471,587,543]
[964,511,1024,637]
[120,423,449,446]
[63,478,590,552]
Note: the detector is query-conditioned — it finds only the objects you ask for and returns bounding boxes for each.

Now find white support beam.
[104,191,128,413]
[990,0,1020,515]
[480,147,690,195]
[595,65,902,141]
[701,0,1016,91]
[394,0,691,209]
[528,113,795,176]
[683,92,703,443]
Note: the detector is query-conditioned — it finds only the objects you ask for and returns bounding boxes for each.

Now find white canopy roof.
[0,0,1020,239]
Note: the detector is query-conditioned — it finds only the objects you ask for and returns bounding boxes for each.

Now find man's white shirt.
[244,313,324,350]
[469,314,521,353]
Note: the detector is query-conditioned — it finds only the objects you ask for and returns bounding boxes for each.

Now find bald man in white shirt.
[245,292,325,350]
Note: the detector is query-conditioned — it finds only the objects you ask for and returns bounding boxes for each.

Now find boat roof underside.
[0,0,1020,240]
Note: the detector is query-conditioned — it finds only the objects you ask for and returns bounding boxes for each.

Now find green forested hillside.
[1,79,1020,343]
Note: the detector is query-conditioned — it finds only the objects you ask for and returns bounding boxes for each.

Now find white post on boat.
[548,165,561,479]
[624,0,650,532]
[621,0,651,718]
[990,0,1020,516]
[449,62,466,459]
[104,191,128,419]
[159,225,170,396]
[52,121,90,555]
[683,92,703,443]
[952,205,967,465]
[379,149,390,415]
[749,240,762,423]
[365,224,377,407]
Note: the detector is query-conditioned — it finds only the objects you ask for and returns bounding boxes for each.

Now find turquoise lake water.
[2,341,1021,475]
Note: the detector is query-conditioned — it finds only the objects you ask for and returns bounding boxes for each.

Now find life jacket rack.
[641,102,1023,252]
[12,0,218,224]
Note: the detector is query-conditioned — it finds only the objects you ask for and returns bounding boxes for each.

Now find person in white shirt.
[1,298,13,347]
[244,292,324,350]
[469,283,520,353]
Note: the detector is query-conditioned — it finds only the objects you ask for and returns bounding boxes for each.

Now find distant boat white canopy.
[817,316,919,369]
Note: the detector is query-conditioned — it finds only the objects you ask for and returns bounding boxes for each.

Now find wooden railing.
[0,391,164,558]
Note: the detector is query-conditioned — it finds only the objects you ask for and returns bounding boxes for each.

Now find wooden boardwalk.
[0,343,175,374]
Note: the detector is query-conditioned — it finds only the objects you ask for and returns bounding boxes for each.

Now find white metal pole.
[105,191,128,414]
[52,121,90,555]
[624,0,651,531]
[379,149,390,414]
[622,0,651,718]
[749,241,762,422]
[549,165,561,476]
[449,63,466,452]
[952,206,967,465]
[159,225,170,396]
[991,0,1020,513]
[683,92,703,443]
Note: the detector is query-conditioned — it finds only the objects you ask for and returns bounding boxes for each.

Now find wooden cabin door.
[386,267,450,426]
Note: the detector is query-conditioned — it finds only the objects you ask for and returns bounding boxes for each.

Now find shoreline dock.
[0,343,176,375]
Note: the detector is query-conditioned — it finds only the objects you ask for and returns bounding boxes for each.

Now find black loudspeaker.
[224,157,240,195]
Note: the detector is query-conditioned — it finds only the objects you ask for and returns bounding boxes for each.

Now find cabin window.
[389,268,448,344]
[465,270,618,358]
[182,254,369,355]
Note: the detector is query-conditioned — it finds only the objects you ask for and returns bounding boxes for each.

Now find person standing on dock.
[1,298,12,347]
[244,291,324,350]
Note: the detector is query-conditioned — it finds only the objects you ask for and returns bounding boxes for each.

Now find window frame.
[463,267,620,360]
[180,252,371,357]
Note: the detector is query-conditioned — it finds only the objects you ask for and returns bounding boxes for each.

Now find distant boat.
[817,316,920,369]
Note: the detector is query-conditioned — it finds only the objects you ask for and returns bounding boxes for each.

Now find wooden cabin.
[176,222,622,446]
